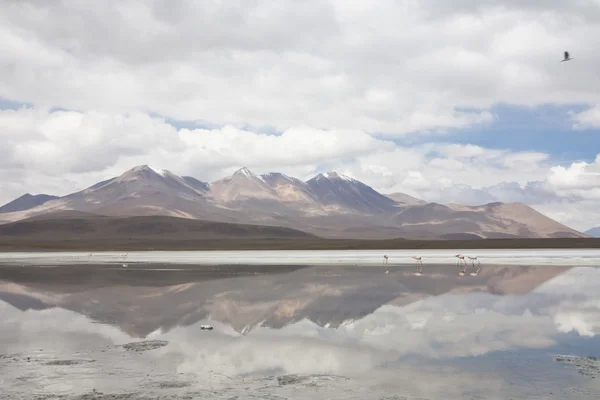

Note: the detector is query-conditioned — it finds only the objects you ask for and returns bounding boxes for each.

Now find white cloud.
[0,1,599,135]
[546,159,600,191]
[0,108,391,197]
[572,105,600,129]
[178,124,392,172]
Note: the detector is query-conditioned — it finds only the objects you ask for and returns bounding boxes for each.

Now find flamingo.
[412,255,423,274]
[455,254,467,275]
[383,255,390,273]
[561,50,573,62]
[467,255,481,275]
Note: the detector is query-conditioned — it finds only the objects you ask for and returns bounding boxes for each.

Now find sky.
[1,0,600,231]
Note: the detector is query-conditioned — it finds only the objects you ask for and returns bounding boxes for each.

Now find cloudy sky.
[1,0,600,231]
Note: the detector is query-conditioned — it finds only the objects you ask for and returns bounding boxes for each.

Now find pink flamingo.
[455,253,467,275]
[412,255,423,274]
[467,255,481,275]
[383,255,390,273]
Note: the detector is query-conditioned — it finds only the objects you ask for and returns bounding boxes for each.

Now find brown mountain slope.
[385,192,426,206]
[306,171,398,214]
[0,212,315,241]
[392,202,586,239]
[260,172,321,206]
[446,202,584,238]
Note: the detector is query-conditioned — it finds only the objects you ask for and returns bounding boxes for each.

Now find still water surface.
[1,258,599,399]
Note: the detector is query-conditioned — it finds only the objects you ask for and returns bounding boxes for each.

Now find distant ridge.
[0,193,58,213]
[585,227,600,237]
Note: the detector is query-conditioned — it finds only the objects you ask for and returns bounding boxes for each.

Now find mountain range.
[0,165,588,240]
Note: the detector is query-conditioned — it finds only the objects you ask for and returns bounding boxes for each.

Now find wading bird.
[561,51,573,62]
[412,255,423,275]
[455,254,467,275]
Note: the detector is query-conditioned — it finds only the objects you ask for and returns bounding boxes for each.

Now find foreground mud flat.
[556,355,600,379]
[1,339,360,400]
[3,338,599,400]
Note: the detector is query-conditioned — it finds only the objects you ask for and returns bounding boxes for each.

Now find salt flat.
[2,248,600,266]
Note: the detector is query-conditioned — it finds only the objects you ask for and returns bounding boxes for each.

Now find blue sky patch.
[394,103,599,165]
[0,97,32,110]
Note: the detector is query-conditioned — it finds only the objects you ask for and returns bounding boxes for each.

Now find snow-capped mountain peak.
[233,167,267,183]
[259,172,319,205]
[148,165,169,177]
[114,165,165,183]
[306,171,397,214]
[261,172,303,185]
[210,167,278,203]
[319,171,356,182]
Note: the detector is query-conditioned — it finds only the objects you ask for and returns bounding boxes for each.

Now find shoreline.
[0,260,593,271]
[1,237,600,251]
[2,248,600,267]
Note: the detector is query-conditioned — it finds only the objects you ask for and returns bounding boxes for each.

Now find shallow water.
[3,248,600,266]
[1,259,599,399]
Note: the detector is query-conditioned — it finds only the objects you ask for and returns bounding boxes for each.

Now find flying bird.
[561,51,573,62]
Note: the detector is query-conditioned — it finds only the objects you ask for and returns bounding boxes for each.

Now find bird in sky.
[561,51,573,62]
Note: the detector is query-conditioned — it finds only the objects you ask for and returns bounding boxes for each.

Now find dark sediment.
[555,355,600,378]
[122,340,169,352]
[2,237,600,252]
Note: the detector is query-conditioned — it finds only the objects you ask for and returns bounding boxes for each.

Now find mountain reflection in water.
[1,263,600,399]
